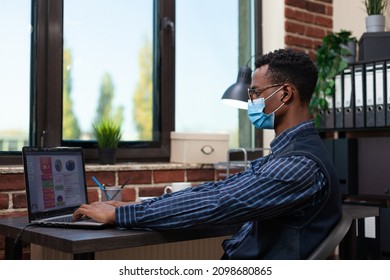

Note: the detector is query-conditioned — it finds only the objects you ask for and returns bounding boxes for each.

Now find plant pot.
[366,15,385,32]
[98,148,117,165]
[341,41,357,63]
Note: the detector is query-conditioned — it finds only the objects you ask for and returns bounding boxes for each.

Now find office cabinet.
[319,59,390,130]
[359,32,390,61]
[334,139,358,195]
[323,139,357,195]
[319,47,390,260]
[358,137,390,197]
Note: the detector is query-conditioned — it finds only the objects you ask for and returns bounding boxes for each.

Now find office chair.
[307,210,353,260]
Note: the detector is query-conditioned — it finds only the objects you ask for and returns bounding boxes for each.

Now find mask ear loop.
[266,85,285,114]
[264,85,284,101]
[273,102,285,113]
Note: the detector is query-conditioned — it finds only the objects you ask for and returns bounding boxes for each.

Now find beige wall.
[333,0,366,40]
[262,0,285,53]
[333,0,390,39]
[261,0,284,149]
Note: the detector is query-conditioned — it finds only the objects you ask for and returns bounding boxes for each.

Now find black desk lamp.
[221,65,252,110]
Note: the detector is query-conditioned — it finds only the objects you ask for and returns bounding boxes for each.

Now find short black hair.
[254,49,318,104]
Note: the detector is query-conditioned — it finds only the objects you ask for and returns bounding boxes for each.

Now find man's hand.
[73,202,117,224]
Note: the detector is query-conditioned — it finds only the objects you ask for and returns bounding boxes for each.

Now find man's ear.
[280,84,293,102]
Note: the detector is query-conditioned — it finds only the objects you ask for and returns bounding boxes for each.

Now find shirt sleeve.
[115,155,327,229]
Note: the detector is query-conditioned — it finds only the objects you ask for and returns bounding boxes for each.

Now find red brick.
[153,170,185,183]
[285,21,306,35]
[0,174,25,191]
[285,0,306,9]
[87,189,99,202]
[122,188,136,202]
[285,35,315,48]
[215,168,243,180]
[286,0,331,12]
[314,14,332,28]
[325,5,333,16]
[307,1,326,14]
[306,26,326,39]
[187,169,215,182]
[315,0,332,4]
[139,186,165,197]
[216,170,228,180]
[12,193,27,208]
[285,8,315,24]
[0,193,9,209]
[118,170,152,184]
[0,211,28,218]
[85,171,116,187]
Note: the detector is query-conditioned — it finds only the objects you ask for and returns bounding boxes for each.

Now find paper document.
[355,68,363,106]
[364,217,376,239]
[366,66,374,106]
[344,72,352,107]
[375,65,384,105]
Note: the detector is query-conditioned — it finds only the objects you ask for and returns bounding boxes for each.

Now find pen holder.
[101,187,123,201]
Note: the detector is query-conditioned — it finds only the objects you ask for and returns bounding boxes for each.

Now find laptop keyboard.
[46,215,74,223]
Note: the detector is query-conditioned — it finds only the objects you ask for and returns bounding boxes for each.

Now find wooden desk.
[0,216,238,260]
[342,204,379,219]
[0,204,379,260]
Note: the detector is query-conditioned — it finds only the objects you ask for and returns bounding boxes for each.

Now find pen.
[111,178,130,200]
[92,176,111,200]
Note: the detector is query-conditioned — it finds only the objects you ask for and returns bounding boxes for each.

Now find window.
[0,1,31,153]
[1,0,259,165]
[62,0,154,143]
[175,0,239,147]
[33,0,175,163]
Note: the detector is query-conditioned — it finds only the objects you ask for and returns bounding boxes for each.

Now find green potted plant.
[310,30,357,127]
[92,118,122,164]
[364,0,388,32]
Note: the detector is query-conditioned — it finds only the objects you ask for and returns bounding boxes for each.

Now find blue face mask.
[247,86,284,129]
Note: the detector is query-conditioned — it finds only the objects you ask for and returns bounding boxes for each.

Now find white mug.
[164,182,192,194]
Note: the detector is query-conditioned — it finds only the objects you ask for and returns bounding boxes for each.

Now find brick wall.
[285,0,333,59]
[0,164,230,260]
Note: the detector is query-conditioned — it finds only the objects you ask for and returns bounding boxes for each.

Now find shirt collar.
[270,120,315,155]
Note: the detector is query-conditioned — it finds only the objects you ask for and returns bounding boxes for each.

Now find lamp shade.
[221,65,252,110]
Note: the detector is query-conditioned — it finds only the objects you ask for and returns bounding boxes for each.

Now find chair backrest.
[307,210,352,260]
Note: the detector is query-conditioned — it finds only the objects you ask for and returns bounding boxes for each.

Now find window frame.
[1,0,175,165]
[1,0,262,165]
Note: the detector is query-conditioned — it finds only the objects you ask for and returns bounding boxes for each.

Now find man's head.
[249,49,318,135]
[254,48,318,104]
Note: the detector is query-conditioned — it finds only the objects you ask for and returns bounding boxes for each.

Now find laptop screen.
[23,147,88,221]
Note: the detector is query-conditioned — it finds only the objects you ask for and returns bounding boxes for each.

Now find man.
[74,48,341,259]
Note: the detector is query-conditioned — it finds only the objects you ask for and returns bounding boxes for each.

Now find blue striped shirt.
[116,120,327,249]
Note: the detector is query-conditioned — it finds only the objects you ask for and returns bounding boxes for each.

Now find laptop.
[22,146,108,229]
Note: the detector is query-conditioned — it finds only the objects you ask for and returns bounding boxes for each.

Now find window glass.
[63,0,154,142]
[176,0,239,147]
[0,1,31,152]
